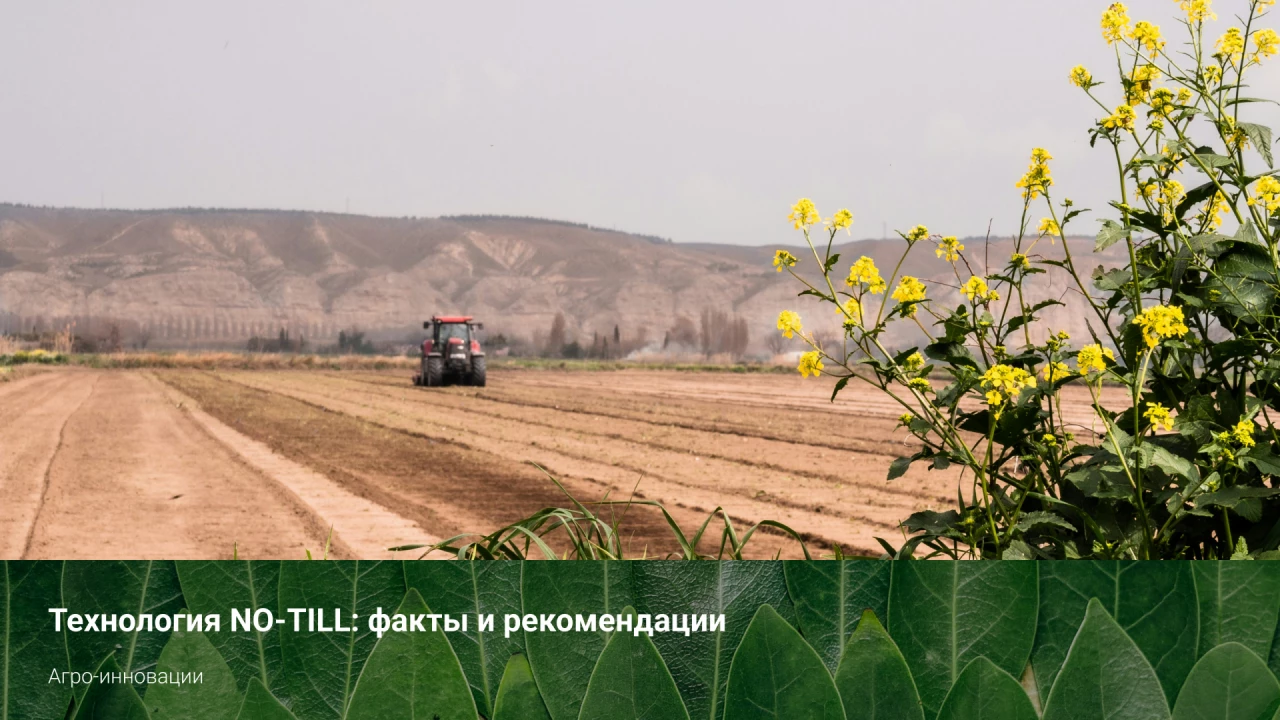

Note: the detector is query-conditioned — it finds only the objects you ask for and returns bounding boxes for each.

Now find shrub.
[776,0,1280,559]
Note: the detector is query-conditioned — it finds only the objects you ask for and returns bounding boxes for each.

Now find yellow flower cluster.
[1038,218,1061,237]
[1205,64,1223,85]
[777,310,802,339]
[846,256,886,294]
[898,413,914,427]
[1076,344,1115,374]
[892,276,927,315]
[1042,362,1072,383]
[1180,0,1216,23]
[1249,176,1280,214]
[1069,65,1092,87]
[1011,253,1030,271]
[906,225,929,242]
[1016,148,1054,200]
[1102,3,1131,44]
[797,351,824,378]
[840,297,863,326]
[789,198,821,229]
[1133,304,1189,348]
[936,236,965,262]
[773,249,797,272]
[962,276,998,303]
[1144,402,1175,432]
[981,364,1036,405]
[1254,29,1278,63]
[1103,104,1137,130]
[830,208,854,231]
[1158,179,1185,223]
[1199,191,1229,229]
[1217,27,1245,64]
[1130,21,1164,55]
[1150,88,1177,116]
[1233,419,1257,447]
[903,352,925,372]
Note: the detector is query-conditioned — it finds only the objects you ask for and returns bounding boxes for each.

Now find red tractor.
[412,316,486,387]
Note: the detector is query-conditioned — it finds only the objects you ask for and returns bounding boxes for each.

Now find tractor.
[412,316,486,387]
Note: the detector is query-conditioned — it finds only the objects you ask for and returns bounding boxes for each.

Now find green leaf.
[522,561,633,720]
[924,342,978,370]
[935,657,1037,720]
[176,561,282,694]
[1173,643,1280,720]
[491,655,551,720]
[1205,244,1278,319]
[634,562,794,720]
[1041,598,1171,720]
[888,562,1038,718]
[2,561,69,719]
[62,561,184,697]
[1014,511,1075,533]
[1239,123,1274,168]
[1097,219,1130,251]
[1194,563,1280,660]
[830,375,850,402]
[784,561,889,672]
[276,561,405,720]
[144,629,241,720]
[887,454,915,480]
[579,606,690,720]
[833,610,923,720]
[722,604,845,720]
[404,560,523,717]
[72,656,149,720]
[344,588,477,720]
[234,679,298,720]
[1034,562,1197,703]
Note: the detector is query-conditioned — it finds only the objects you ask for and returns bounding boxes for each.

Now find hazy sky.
[3,1,1277,244]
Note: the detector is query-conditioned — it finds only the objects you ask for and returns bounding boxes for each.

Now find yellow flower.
[1042,433,1059,447]
[1069,65,1092,87]
[1037,218,1061,238]
[1133,304,1189,348]
[1157,179,1185,223]
[1102,3,1131,44]
[906,224,929,242]
[1130,21,1164,55]
[773,249,797,272]
[1217,27,1245,65]
[788,198,821,229]
[961,276,996,303]
[903,351,925,372]
[1180,0,1216,23]
[797,350,824,378]
[1205,64,1223,85]
[935,236,964,262]
[1103,104,1137,130]
[1150,87,1177,115]
[1076,343,1115,374]
[908,377,932,393]
[1042,362,1072,383]
[1016,148,1053,200]
[896,274,926,313]
[898,412,914,427]
[846,256,886,294]
[1253,29,1278,63]
[830,208,854,231]
[777,310,802,339]
[1233,419,1257,447]
[1249,176,1280,214]
[981,364,1037,405]
[1198,191,1229,229]
[1010,253,1030,271]
[1143,402,1175,432]
[1177,87,1193,104]
[840,297,863,325]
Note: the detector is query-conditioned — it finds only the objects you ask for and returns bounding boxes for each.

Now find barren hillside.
[0,205,1121,353]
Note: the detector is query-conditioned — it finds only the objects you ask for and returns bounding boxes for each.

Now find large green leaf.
[522,561,633,720]
[403,559,523,717]
[344,589,477,720]
[176,561,283,694]
[1041,598,1171,720]
[61,561,184,696]
[784,560,890,672]
[2,561,69,719]
[722,604,845,720]
[887,561,1037,718]
[72,656,149,720]
[1173,643,1280,720]
[1194,563,1280,659]
[833,610,923,720]
[633,561,793,720]
[1035,562,1197,703]
[935,657,1037,720]
[234,679,298,720]
[144,629,241,720]
[492,655,552,720]
[579,606,690,720]
[275,561,405,720]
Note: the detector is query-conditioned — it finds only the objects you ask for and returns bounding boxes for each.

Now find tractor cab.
[413,316,486,387]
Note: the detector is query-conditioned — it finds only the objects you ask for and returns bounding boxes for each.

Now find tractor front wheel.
[425,357,444,387]
[470,356,486,387]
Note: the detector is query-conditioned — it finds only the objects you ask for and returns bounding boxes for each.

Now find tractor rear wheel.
[470,356,487,387]
[425,357,444,387]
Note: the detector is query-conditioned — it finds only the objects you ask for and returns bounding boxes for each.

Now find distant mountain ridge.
[0,204,1121,353]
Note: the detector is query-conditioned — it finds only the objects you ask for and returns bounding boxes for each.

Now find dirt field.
[0,366,1126,559]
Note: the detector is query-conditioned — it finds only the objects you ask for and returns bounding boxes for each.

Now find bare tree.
[546,312,567,357]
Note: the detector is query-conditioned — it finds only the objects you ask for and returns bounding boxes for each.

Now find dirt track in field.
[0,367,1128,559]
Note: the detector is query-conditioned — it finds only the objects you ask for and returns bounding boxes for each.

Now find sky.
[2,1,1277,245]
